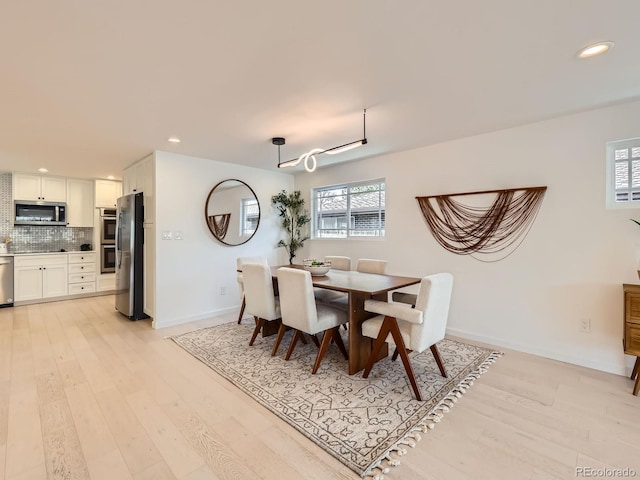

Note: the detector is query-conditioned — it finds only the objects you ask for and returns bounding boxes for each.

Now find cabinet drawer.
[68,263,95,274]
[15,254,67,267]
[627,293,640,324]
[625,323,640,355]
[68,272,96,284]
[68,282,96,295]
[68,252,96,264]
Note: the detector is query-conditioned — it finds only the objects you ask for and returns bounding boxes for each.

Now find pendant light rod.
[276,109,368,170]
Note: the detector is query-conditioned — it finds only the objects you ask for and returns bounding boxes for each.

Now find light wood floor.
[1,295,639,480]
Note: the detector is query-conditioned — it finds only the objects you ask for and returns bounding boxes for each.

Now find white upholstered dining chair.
[324,256,351,271]
[242,263,281,353]
[275,267,349,374]
[236,256,268,324]
[361,273,454,401]
[356,258,387,274]
[314,256,352,307]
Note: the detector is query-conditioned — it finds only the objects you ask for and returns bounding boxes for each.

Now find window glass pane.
[615,149,629,160]
[313,180,385,238]
[633,160,640,188]
[633,147,640,158]
[616,161,629,189]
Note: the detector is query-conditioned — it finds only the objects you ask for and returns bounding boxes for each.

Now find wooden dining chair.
[236,256,268,324]
[275,267,349,374]
[361,273,454,401]
[242,263,282,353]
[356,258,387,274]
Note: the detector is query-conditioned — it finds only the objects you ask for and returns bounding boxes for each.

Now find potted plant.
[271,190,311,264]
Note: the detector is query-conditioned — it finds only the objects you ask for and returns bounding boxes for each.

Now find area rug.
[170,323,501,479]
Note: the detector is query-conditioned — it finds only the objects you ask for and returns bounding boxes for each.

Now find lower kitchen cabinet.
[15,254,68,301]
[68,252,96,294]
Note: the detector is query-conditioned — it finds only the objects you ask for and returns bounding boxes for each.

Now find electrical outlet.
[220,287,226,296]
[174,231,183,240]
[580,318,591,333]
[161,231,172,240]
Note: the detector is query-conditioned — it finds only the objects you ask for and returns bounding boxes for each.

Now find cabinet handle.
[80,266,84,270]
[39,267,42,270]
[81,276,84,279]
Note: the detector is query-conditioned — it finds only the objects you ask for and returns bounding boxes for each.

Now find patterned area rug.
[170,323,501,479]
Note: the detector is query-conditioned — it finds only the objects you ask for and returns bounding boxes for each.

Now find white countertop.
[0,251,95,256]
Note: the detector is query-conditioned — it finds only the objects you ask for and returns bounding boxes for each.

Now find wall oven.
[100,208,116,244]
[101,244,116,273]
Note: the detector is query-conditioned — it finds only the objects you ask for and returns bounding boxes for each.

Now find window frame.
[311,178,386,240]
[606,137,640,209]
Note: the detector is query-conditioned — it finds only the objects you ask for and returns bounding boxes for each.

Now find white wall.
[294,100,640,376]
[153,151,293,328]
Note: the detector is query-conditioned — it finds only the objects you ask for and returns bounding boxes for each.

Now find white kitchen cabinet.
[68,252,96,294]
[95,180,122,208]
[13,173,67,202]
[66,179,94,227]
[123,155,154,223]
[14,254,68,301]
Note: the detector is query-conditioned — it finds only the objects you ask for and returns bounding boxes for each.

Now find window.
[607,137,640,208]
[240,197,259,236]
[312,180,385,238]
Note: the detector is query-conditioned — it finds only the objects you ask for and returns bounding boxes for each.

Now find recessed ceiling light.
[107,175,115,180]
[577,41,614,59]
[38,168,48,173]
[168,136,181,143]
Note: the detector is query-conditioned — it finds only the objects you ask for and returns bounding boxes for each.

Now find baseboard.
[14,290,114,307]
[446,326,629,377]
[152,305,238,329]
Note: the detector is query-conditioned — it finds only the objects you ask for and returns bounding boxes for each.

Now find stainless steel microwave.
[14,200,67,226]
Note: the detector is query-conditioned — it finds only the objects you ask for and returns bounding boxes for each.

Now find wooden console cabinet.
[622,284,640,395]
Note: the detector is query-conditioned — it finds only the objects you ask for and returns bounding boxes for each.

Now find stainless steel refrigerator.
[115,192,146,320]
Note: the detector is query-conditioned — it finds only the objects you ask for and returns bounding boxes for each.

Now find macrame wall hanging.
[207,213,231,240]
[416,186,547,262]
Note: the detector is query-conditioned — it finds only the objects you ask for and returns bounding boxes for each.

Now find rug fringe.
[361,350,503,479]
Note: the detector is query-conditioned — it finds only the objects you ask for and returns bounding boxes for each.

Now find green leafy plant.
[271,190,311,264]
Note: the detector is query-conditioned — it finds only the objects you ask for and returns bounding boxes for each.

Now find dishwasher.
[0,256,14,307]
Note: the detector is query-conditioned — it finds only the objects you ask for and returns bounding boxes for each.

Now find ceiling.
[1,1,639,180]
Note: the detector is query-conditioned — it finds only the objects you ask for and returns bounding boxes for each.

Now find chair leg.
[312,329,335,374]
[363,316,394,379]
[332,328,348,360]
[391,347,399,361]
[430,344,448,378]
[285,330,301,360]
[387,320,422,401]
[237,297,246,324]
[249,317,264,346]
[633,357,640,396]
[271,323,287,356]
[631,357,639,380]
[309,334,320,348]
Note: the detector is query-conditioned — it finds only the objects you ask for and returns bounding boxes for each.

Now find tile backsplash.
[0,172,94,253]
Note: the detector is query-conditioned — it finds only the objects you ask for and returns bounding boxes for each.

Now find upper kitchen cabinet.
[66,179,94,227]
[14,173,66,202]
[95,179,122,208]
[123,155,154,223]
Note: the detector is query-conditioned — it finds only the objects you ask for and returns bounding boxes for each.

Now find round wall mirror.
[205,179,260,246]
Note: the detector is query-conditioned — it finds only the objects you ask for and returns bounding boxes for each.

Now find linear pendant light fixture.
[275,109,368,172]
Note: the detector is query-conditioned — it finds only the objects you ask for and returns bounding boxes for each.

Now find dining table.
[270,265,421,375]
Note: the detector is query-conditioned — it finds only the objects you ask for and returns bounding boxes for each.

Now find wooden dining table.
[271,265,421,375]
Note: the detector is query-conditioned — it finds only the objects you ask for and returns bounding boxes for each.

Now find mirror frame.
[204,178,261,246]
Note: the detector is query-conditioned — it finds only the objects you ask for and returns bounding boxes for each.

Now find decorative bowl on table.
[303,259,331,276]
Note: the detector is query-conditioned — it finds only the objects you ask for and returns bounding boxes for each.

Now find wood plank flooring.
[1,295,639,480]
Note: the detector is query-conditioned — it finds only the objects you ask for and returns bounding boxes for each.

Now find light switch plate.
[174,231,183,240]
[161,231,173,240]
